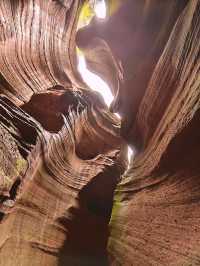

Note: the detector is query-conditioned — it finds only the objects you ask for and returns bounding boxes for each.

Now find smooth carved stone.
[0,1,126,263]
[108,1,200,265]
[76,0,189,144]
[0,93,125,265]
[0,0,199,265]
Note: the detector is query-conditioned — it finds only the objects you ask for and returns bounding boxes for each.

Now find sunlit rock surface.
[0,0,200,265]
[79,0,200,265]
[0,95,125,266]
[0,1,126,265]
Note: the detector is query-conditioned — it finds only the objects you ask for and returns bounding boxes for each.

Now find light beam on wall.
[77,1,135,167]
[78,54,136,166]
[78,54,114,107]
[127,146,134,166]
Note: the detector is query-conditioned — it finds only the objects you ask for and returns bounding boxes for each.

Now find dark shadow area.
[58,165,122,266]
[22,85,85,133]
[0,177,21,202]
[156,108,200,176]
[9,177,21,200]
[0,211,5,222]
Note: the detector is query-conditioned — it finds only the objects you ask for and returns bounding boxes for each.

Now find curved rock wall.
[0,0,199,265]
[108,1,200,265]
[0,0,85,104]
[0,1,126,265]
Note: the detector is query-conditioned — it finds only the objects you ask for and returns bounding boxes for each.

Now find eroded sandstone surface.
[0,0,200,265]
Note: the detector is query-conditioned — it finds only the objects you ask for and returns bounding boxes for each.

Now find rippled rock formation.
[0,1,126,265]
[0,0,200,265]
[78,0,200,265]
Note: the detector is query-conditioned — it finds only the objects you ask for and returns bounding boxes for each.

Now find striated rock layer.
[0,94,125,265]
[0,0,126,265]
[108,1,200,265]
[77,0,200,265]
[0,0,200,265]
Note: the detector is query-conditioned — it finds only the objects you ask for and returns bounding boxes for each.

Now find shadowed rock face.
[79,1,199,265]
[0,93,125,265]
[75,0,200,265]
[0,0,200,266]
[76,0,189,144]
[0,1,126,265]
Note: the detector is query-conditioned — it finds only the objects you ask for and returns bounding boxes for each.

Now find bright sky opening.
[94,0,107,19]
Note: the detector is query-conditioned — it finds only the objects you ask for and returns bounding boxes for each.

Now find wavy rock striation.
[0,93,125,265]
[77,0,200,265]
[0,0,200,265]
[0,0,126,265]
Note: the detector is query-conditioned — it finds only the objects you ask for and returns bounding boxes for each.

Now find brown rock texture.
[0,95,124,265]
[0,1,126,265]
[0,0,200,265]
[77,0,200,265]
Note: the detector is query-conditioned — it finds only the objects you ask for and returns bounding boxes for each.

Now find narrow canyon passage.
[0,1,200,266]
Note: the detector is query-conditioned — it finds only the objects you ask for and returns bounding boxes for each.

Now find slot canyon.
[0,0,199,265]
